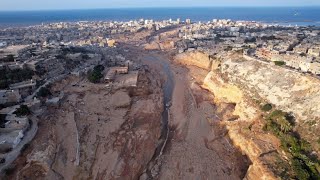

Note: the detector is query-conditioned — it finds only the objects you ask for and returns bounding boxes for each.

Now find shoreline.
[1,20,320,29]
[1,6,320,28]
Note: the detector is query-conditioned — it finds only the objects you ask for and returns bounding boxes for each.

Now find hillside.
[175,51,320,179]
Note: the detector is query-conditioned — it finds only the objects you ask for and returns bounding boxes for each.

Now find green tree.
[87,65,105,83]
[37,87,52,98]
[87,70,103,83]
[14,105,30,117]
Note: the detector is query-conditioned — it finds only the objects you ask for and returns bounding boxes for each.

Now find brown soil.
[158,60,250,180]
[5,42,250,180]
[7,65,164,180]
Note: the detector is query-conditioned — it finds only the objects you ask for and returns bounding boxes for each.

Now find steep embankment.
[203,70,280,180]
[210,57,320,150]
[175,51,213,70]
[175,51,320,179]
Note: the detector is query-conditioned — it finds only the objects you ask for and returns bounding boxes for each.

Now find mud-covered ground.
[145,53,250,180]
[3,30,250,180]
[129,49,250,179]
[5,61,164,179]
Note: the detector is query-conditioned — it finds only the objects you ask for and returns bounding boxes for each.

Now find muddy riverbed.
[140,51,250,180]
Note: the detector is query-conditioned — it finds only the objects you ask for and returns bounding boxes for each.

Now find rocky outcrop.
[218,58,320,123]
[175,51,221,71]
[175,51,320,179]
[216,57,320,153]
[17,132,56,179]
[175,51,212,70]
[203,71,257,121]
[203,71,279,180]
[204,56,320,179]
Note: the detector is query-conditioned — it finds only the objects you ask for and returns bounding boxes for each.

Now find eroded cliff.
[175,51,320,179]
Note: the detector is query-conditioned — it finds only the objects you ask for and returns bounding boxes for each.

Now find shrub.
[280,134,300,153]
[268,110,286,119]
[274,61,286,66]
[278,118,293,133]
[292,158,310,180]
[261,103,272,111]
[263,119,281,135]
[264,109,320,179]
[300,139,312,153]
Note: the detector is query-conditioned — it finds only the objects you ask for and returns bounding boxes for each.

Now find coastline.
[1,20,319,29]
[1,7,320,28]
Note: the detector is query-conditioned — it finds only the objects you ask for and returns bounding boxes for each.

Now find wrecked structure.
[104,66,129,83]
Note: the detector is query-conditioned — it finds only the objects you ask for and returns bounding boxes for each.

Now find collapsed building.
[104,66,129,83]
[0,90,21,105]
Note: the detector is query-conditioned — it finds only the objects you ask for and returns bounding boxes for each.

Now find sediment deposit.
[11,68,164,180]
[174,50,320,179]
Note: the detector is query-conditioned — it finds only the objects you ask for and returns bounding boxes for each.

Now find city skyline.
[1,0,320,11]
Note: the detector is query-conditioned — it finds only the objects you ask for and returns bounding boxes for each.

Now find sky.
[1,0,320,11]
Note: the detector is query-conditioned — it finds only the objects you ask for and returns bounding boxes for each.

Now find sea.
[0,7,320,27]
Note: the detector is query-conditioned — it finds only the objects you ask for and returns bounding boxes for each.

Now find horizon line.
[1,5,320,12]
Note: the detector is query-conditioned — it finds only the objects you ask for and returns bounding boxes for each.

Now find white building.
[309,62,320,74]
[308,48,320,57]
[0,41,7,48]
